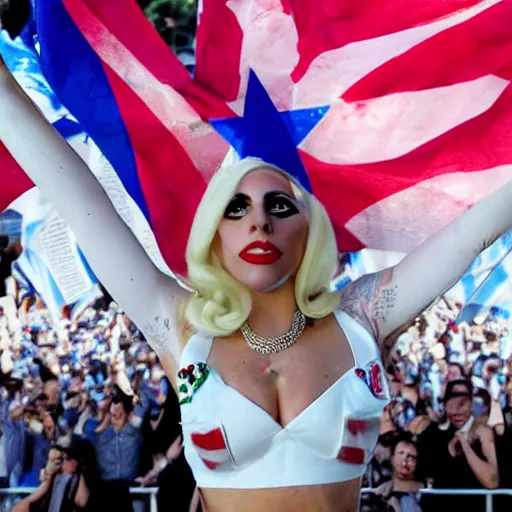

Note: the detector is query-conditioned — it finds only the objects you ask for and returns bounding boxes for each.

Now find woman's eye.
[267,197,299,218]
[224,198,248,219]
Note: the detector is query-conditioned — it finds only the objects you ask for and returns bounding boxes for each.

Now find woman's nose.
[250,209,273,234]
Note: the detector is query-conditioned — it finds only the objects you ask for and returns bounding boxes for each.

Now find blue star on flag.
[210,70,329,192]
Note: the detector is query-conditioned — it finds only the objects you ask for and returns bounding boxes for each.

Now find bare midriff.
[200,478,361,512]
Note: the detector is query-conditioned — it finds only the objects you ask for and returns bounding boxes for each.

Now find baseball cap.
[443,378,472,403]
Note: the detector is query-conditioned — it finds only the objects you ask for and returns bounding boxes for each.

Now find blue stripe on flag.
[36,0,151,221]
[52,117,84,139]
[77,246,97,283]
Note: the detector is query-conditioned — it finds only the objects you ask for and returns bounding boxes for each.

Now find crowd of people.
[362,296,512,511]
[0,293,196,512]
[0,288,511,511]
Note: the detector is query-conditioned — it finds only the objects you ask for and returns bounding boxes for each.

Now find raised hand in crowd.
[452,425,498,489]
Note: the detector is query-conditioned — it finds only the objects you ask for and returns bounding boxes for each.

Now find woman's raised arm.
[341,177,512,346]
[0,57,187,374]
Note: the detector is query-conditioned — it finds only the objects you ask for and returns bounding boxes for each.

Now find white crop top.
[177,310,390,489]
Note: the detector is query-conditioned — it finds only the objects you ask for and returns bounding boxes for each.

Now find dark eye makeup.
[224,193,249,219]
[223,191,300,220]
[265,193,299,218]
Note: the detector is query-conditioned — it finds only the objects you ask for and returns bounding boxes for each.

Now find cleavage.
[207,315,355,428]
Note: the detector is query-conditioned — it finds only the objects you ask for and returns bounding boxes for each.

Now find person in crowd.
[138,377,196,511]
[362,434,423,512]
[90,386,143,484]
[14,404,61,487]
[0,371,25,487]
[0,238,22,298]
[366,402,401,488]
[416,379,498,512]
[446,362,465,382]
[12,438,91,512]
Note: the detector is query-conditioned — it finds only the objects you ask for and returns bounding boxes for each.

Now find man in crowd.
[91,388,142,483]
[90,388,143,512]
[362,434,424,512]
[416,379,498,512]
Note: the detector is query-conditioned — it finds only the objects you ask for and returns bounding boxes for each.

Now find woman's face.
[217,169,308,293]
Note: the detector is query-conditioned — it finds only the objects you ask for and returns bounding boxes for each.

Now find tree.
[140,0,197,51]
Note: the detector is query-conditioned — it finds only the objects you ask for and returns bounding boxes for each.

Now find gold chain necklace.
[240,310,307,355]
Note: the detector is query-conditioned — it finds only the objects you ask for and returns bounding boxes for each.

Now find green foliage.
[142,0,197,51]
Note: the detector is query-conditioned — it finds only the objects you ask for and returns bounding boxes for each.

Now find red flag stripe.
[103,67,206,276]
[294,1,503,110]
[289,0,490,83]
[195,0,244,103]
[304,80,512,250]
[77,0,192,89]
[0,145,33,211]
[343,1,512,102]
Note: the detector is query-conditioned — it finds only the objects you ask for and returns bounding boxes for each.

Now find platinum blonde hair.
[183,157,340,337]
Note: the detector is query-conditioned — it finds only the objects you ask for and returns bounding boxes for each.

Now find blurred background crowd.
[361,296,512,512]
[0,292,196,512]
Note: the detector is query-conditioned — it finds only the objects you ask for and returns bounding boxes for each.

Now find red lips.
[239,240,282,265]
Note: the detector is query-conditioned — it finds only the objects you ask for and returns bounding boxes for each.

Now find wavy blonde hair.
[182,157,340,337]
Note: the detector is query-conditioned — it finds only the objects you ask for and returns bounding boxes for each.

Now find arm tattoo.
[340,269,397,340]
[141,316,174,355]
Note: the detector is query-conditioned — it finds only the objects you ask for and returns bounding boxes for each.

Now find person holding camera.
[12,439,90,512]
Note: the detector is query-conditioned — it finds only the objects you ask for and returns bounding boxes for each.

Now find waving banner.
[1,0,512,281]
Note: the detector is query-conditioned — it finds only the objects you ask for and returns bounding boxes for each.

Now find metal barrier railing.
[0,486,159,512]
[4,485,512,512]
[362,487,512,512]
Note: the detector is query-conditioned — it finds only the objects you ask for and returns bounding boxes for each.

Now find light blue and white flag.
[0,23,100,318]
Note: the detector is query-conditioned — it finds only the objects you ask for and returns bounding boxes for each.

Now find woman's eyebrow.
[264,190,296,201]
[229,192,251,202]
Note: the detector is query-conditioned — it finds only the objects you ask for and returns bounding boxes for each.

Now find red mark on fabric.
[201,459,221,470]
[347,419,369,435]
[338,446,366,465]
[191,428,226,451]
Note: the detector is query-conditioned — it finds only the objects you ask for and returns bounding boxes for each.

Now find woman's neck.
[247,279,298,338]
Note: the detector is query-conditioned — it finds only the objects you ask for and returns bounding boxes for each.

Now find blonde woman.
[2,55,512,512]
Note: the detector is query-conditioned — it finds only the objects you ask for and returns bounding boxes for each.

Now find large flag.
[1,0,512,279]
[0,24,100,318]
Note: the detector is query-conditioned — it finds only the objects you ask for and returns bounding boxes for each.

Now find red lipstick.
[239,241,282,265]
